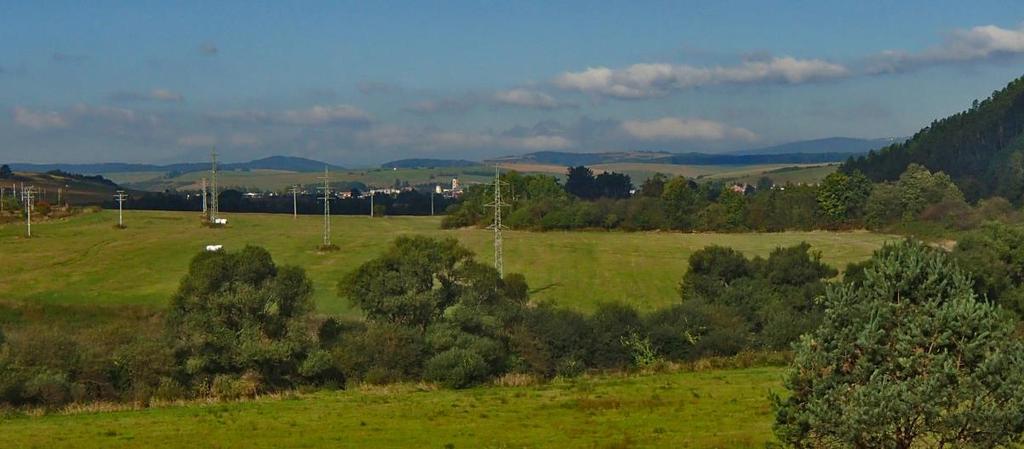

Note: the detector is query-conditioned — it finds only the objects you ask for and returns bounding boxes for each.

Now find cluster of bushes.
[0,246,331,408]
[443,164,1023,235]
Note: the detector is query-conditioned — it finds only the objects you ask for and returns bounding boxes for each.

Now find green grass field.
[0,366,784,449]
[0,210,895,317]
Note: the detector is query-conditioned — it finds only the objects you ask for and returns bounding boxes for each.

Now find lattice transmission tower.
[318,167,333,248]
[486,166,509,278]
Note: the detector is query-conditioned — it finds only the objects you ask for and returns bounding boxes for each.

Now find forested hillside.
[843,75,1024,202]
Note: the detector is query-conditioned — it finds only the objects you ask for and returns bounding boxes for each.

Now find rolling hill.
[489,150,861,167]
[1,171,124,205]
[843,74,1024,202]
[733,137,903,155]
[10,156,343,175]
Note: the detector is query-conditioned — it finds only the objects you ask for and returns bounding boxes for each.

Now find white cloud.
[12,107,69,130]
[868,24,1024,73]
[280,105,371,125]
[493,88,571,110]
[554,57,849,99]
[209,105,371,126]
[621,117,758,141]
[356,125,572,153]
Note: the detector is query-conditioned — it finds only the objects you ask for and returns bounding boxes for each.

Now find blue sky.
[2,1,1024,165]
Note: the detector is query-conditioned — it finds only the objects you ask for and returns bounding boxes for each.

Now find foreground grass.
[0,367,784,449]
[0,210,895,317]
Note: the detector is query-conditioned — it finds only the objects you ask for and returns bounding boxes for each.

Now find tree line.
[443,163,1021,234]
[116,188,454,217]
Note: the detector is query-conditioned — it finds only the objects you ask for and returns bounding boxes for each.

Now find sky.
[2,1,1024,166]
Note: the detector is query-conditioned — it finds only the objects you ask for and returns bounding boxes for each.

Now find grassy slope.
[0,210,894,317]
[716,164,838,186]
[2,172,119,205]
[0,367,784,449]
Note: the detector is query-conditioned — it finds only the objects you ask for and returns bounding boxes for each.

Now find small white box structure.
[205,244,223,252]
[214,218,228,225]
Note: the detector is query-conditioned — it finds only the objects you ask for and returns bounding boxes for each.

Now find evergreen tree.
[774,240,1024,448]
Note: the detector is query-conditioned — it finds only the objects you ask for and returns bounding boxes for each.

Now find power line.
[317,167,333,248]
[485,166,509,278]
[113,190,128,228]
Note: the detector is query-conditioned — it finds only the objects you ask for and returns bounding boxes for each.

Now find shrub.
[23,371,70,408]
[298,350,345,387]
[424,348,490,388]
[336,323,427,384]
[588,303,643,369]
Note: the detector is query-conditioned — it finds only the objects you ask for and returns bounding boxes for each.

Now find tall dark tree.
[639,173,667,197]
[0,164,11,178]
[594,171,632,199]
[564,166,596,199]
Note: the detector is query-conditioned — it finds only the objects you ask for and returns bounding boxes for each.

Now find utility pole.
[369,188,374,218]
[430,185,435,216]
[290,185,299,218]
[113,190,127,227]
[209,148,219,222]
[318,167,332,248]
[1,186,4,214]
[23,186,35,237]
[486,166,509,278]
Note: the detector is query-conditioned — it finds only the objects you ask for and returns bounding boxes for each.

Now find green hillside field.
[0,210,895,318]
[0,366,785,449]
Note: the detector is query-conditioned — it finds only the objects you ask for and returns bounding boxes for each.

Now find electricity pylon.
[201,178,208,216]
[113,190,128,227]
[317,168,332,248]
[485,166,509,278]
[209,148,219,222]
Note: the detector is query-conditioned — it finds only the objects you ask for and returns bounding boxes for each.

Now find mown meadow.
[0,209,895,317]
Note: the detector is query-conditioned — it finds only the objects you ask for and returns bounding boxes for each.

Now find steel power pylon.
[317,167,333,247]
[209,148,219,222]
[485,166,509,278]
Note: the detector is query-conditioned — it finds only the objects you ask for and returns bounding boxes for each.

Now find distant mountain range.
[7,137,902,176]
[731,137,905,155]
[381,158,478,169]
[10,156,343,175]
